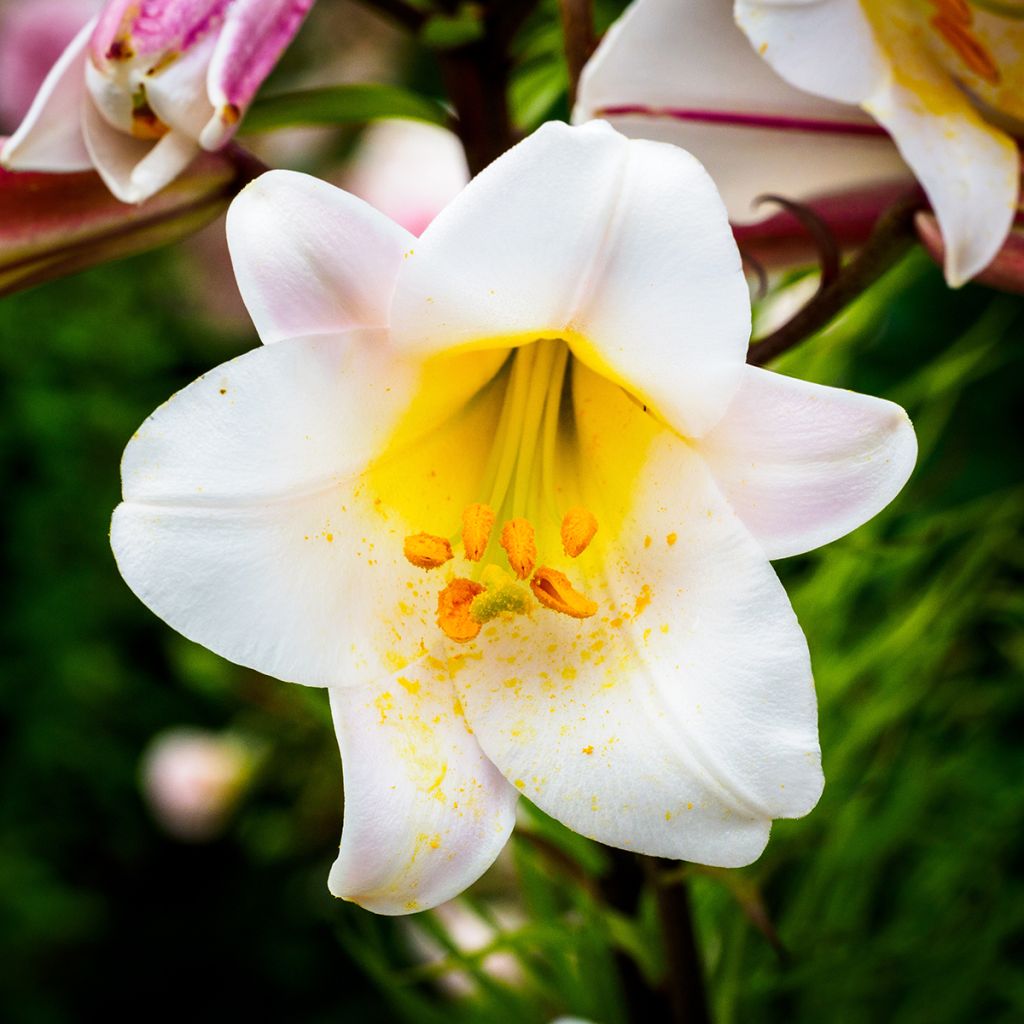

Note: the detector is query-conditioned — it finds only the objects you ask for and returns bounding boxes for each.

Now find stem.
[747,195,922,366]
[438,0,539,175]
[645,859,712,1024]
[601,851,712,1024]
[559,0,596,108]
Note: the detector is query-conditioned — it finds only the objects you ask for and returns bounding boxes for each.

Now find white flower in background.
[112,121,916,915]
[141,728,253,841]
[343,118,469,237]
[577,0,1023,287]
[1,0,314,203]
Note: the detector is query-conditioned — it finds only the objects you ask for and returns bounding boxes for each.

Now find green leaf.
[420,5,485,49]
[241,84,449,134]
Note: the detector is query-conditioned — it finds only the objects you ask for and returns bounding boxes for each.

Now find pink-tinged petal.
[390,120,751,438]
[82,97,201,203]
[916,213,1024,296]
[144,31,218,138]
[698,366,917,560]
[202,0,315,149]
[0,17,94,172]
[575,0,908,223]
[0,145,252,297]
[226,170,415,344]
[90,0,229,66]
[328,677,518,915]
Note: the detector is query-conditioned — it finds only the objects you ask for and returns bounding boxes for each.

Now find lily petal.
[575,0,907,222]
[390,119,751,437]
[227,170,415,344]
[111,329,505,688]
[82,96,200,203]
[144,31,218,140]
[328,673,518,915]
[451,364,822,865]
[203,0,315,150]
[90,0,229,65]
[736,0,1019,286]
[0,17,94,172]
[698,366,917,560]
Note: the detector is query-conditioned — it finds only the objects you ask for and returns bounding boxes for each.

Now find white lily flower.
[111,121,916,915]
[576,0,1023,287]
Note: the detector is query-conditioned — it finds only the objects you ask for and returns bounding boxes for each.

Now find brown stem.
[438,0,539,175]
[559,0,596,108]
[349,0,426,30]
[646,859,712,1024]
[747,194,923,366]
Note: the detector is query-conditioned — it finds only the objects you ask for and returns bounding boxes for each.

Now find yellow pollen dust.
[403,532,453,569]
[436,578,485,643]
[928,0,1001,85]
[500,518,537,580]
[461,502,495,561]
[530,567,599,619]
[561,506,598,558]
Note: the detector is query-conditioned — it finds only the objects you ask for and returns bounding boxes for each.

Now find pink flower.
[1,0,313,203]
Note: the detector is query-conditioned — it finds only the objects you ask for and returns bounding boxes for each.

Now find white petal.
[82,97,199,203]
[575,0,907,222]
[112,330,505,688]
[864,74,1018,288]
[451,364,822,866]
[143,31,217,140]
[735,0,888,106]
[698,366,916,560]
[390,119,750,437]
[0,17,94,172]
[329,672,517,915]
[227,170,416,344]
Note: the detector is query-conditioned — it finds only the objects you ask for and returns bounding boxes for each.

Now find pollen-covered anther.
[403,532,453,569]
[530,567,598,619]
[561,506,599,557]
[499,517,537,580]
[930,14,1001,85]
[461,502,495,561]
[437,578,486,643]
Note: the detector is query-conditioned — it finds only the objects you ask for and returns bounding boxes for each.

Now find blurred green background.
[2,1,1024,1022]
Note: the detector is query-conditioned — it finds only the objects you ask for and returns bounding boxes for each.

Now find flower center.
[927,0,1001,84]
[398,340,602,644]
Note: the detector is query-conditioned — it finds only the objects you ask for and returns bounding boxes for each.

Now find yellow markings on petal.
[561,506,599,557]
[500,517,537,580]
[436,578,486,643]
[666,532,677,547]
[403,532,453,569]
[461,502,495,561]
[530,567,598,620]
[633,584,652,618]
[582,745,594,755]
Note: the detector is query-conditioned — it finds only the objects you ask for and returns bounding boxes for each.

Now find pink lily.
[1,0,314,203]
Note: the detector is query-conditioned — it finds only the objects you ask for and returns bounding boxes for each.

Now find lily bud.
[1,0,314,203]
[0,140,262,297]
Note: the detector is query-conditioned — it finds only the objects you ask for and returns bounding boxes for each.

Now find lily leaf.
[241,84,450,134]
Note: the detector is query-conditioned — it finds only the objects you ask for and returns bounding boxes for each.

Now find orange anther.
[403,532,453,570]
[436,578,486,643]
[530,567,598,619]
[929,0,971,24]
[500,518,537,580]
[561,507,598,557]
[461,503,495,561]
[931,15,1001,85]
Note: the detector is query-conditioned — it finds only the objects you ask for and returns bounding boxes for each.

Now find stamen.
[561,507,599,558]
[530,567,598,619]
[436,578,486,643]
[500,518,537,580]
[931,14,1001,85]
[461,503,495,562]
[403,532,454,570]
[930,0,971,24]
